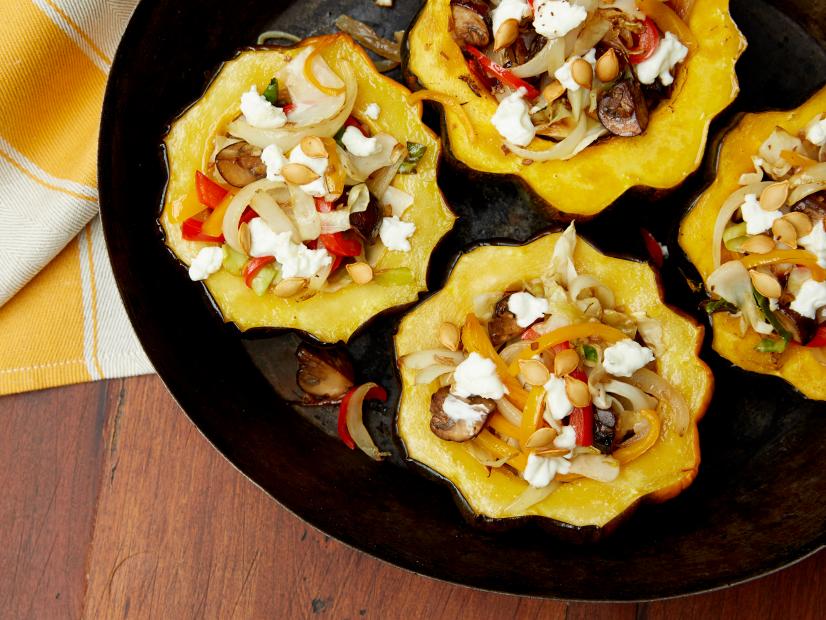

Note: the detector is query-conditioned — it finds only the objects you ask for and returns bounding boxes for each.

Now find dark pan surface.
[99,0,826,600]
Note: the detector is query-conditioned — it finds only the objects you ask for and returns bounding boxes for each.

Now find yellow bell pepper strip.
[519,387,546,446]
[507,323,628,376]
[201,192,235,237]
[305,44,345,97]
[637,0,698,53]
[461,314,529,409]
[612,409,661,464]
[781,149,818,169]
[740,250,826,282]
[408,90,476,142]
[487,413,522,442]
[472,430,527,473]
[321,137,345,199]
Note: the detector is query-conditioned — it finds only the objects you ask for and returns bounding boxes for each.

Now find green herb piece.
[755,338,787,353]
[263,78,279,105]
[753,288,792,342]
[399,142,427,174]
[700,298,738,315]
[582,344,598,363]
[333,125,347,149]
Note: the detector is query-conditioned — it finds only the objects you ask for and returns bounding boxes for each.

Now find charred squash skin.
[403,0,745,218]
[161,34,455,343]
[680,85,826,401]
[394,234,713,534]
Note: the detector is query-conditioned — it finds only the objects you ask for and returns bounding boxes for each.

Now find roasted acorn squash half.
[395,232,713,532]
[680,85,826,400]
[161,34,455,343]
[403,0,745,217]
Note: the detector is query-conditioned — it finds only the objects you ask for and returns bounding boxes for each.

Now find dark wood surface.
[1,376,824,619]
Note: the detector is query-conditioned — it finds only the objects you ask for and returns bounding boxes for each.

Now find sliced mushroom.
[451,4,490,48]
[597,79,649,137]
[216,141,267,187]
[296,344,355,404]
[593,409,617,455]
[429,386,495,442]
[349,197,382,241]
[790,191,826,221]
[488,294,523,348]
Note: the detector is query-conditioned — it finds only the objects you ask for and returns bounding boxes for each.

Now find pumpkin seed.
[783,211,813,237]
[274,277,307,298]
[553,349,580,377]
[565,375,591,408]
[525,427,558,450]
[772,218,798,248]
[759,181,789,212]
[438,322,460,352]
[519,359,551,386]
[571,59,593,89]
[346,262,373,285]
[749,269,782,299]
[739,234,775,254]
[595,49,619,83]
[282,163,320,185]
[493,18,519,51]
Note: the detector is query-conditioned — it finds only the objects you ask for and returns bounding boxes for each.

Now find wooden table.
[1,376,824,619]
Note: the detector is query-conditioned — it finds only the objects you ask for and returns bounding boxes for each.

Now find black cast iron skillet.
[99,0,826,601]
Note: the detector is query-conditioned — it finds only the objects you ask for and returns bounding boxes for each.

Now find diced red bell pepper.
[182,216,224,243]
[338,384,388,450]
[569,368,594,447]
[319,231,362,257]
[240,206,258,225]
[242,256,275,288]
[806,326,826,348]
[629,17,661,64]
[195,171,228,210]
[640,228,665,269]
[466,56,494,92]
[283,103,297,115]
[465,46,541,100]
[314,197,335,213]
[330,254,344,274]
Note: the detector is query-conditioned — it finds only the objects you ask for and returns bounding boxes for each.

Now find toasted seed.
[554,349,580,377]
[300,136,327,159]
[493,18,519,51]
[595,49,619,83]
[565,375,591,408]
[525,427,559,450]
[346,262,373,285]
[274,277,307,298]
[759,180,789,212]
[534,447,570,458]
[238,222,251,255]
[519,359,551,386]
[749,269,782,299]
[571,58,593,89]
[740,234,775,254]
[543,80,565,105]
[439,322,460,352]
[772,218,798,248]
[282,163,320,185]
[784,211,813,237]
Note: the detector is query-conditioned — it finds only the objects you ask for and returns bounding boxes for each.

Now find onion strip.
[305,45,345,96]
[335,15,401,63]
[221,179,280,252]
[505,114,588,162]
[711,182,772,268]
[506,482,559,512]
[345,382,387,461]
[628,368,690,435]
[408,90,476,142]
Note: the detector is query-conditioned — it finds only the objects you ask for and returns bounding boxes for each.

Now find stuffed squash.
[161,34,455,342]
[404,0,745,216]
[396,225,712,531]
[680,86,826,400]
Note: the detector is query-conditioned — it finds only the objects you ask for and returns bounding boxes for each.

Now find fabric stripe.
[78,224,103,379]
[33,0,111,72]
[41,0,138,62]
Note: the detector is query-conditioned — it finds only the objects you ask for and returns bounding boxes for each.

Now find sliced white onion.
[415,364,456,385]
[250,191,299,242]
[473,293,501,322]
[789,181,826,206]
[340,134,402,183]
[347,183,370,213]
[628,368,690,435]
[506,482,559,512]
[511,38,564,78]
[221,179,281,252]
[499,340,533,365]
[400,349,465,370]
[569,275,615,309]
[345,382,387,461]
[496,397,524,427]
[603,379,658,412]
[506,114,588,162]
[573,17,610,57]
[568,454,620,482]
[287,185,321,241]
[319,209,352,235]
[712,181,773,268]
[464,442,512,469]
[382,186,414,218]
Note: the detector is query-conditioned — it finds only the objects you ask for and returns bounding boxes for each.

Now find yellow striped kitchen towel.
[0,0,153,396]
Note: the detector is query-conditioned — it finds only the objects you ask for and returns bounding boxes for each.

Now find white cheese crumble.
[805,116,826,146]
[554,48,597,93]
[554,425,577,452]
[247,218,332,278]
[442,394,490,425]
[507,292,549,328]
[790,279,826,319]
[188,246,224,281]
[240,86,287,129]
[341,126,382,157]
[288,143,329,197]
[452,352,508,400]
[365,103,381,120]
[634,32,688,86]
[491,0,532,39]
[602,339,655,378]
[740,193,782,235]
[261,144,286,181]
[379,216,416,252]
[543,374,573,421]
[491,87,536,147]
[533,0,588,39]
[382,186,414,218]
[799,220,826,268]
[523,452,571,488]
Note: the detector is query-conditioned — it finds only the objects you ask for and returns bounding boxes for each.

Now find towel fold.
[0,0,153,396]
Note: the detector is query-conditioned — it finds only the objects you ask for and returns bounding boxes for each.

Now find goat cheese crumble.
[341,126,382,157]
[261,144,286,181]
[635,32,688,86]
[379,216,416,252]
[799,220,826,268]
[543,374,573,421]
[491,87,536,146]
[602,339,655,377]
[288,142,329,197]
[240,86,287,129]
[507,292,549,328]
[188,246,224,281]
[247,217,332,278]
[523,452,571,488]
[364,103,381,120]
[740,193,782,235]
[805,116,826,146]
[533,0,588,39]
[491,0,532,39]
[554,48,597,92]
[790,279,826,319]
[453,352,508,400]
[442,394,490,424]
